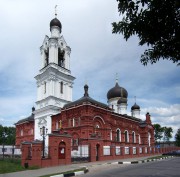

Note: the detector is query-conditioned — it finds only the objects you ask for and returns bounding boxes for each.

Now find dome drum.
[117,98,127,104]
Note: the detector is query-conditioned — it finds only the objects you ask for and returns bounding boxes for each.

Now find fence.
[0,145,21,159]
[71,144,90,163]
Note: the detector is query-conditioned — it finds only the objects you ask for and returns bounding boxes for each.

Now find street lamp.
[40,126,48,158]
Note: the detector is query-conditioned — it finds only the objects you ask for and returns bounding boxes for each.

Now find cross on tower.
[116,73,119,83]
[134,96,136,103]
[55,5,58,17]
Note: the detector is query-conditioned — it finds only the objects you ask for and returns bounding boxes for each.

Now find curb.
[50,167,89,177]
[117,156,174,165]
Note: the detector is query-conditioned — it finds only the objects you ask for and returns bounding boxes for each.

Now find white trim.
[93,116,105,124]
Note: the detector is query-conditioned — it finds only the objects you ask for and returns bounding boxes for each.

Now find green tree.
[162,126,173,142]
[112,0,180,65]
[153,124,163,143]
[0,125,16,145]
[175,128,180,146]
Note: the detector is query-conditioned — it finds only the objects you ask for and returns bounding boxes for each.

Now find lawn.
[0,159,39,174]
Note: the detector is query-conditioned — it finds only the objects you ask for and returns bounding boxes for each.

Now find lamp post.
[40,126,48,158]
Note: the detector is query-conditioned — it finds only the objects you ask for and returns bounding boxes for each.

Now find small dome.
[50,18,62,30]
[117,98,127,104]
[131,103,140,110]
[107,83,128,100]
[84,84,89,97]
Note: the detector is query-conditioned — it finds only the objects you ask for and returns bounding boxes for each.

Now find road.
[81,157,180,177]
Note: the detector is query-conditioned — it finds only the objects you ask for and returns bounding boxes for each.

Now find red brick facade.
[18,88,180,168]
[16,121,34,147]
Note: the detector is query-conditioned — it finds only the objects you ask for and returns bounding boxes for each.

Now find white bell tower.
[34,8,75,144]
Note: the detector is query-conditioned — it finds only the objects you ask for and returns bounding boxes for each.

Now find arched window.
[148,132,151,146]
[60,81,63,94]
[58,48,65,67]
[20,129,23,136]
[72,118,75,127]
[56,121,59,129]
[96,125,100,128]
[44,48,49,66]
[125,130,129,143]
[31,128,33,135]
[138,134,141,144]
[110,129,112,141]
[116,128,121,142]
[132,131,136,143]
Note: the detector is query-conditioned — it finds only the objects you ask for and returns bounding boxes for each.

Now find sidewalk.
[0,155,165,177]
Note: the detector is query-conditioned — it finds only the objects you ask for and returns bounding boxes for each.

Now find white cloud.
[0,0,179,143]
[140,104,180,140]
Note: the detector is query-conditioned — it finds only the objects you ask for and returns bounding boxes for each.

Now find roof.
[63,85,110,109]
[15,114,34,125]
[15,108,35,125]
[111,111,141,122]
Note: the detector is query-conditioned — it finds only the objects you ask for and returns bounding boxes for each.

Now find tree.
[153,124,163,143]
[175,129,180,146]
[162,126,173,142]
[112,0,180,65]
[0,125,16,145]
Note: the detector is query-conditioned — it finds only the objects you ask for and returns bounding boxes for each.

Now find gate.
[71,144,90,163]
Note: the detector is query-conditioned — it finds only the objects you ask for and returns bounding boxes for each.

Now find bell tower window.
[45,48,49,66]
[60,81,63,94]
[44,82,46,94]
[58,48,65,67]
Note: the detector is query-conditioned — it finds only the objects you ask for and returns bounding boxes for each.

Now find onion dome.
[50,18,62,30]
[131,103,140,110]
[84,84,89,97]
[107,82,128,100]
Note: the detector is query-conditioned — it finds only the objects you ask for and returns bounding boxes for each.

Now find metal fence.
[71,144,90,163]
[0,145,21,159]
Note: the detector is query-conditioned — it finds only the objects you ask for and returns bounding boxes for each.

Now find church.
[15,10,161,167]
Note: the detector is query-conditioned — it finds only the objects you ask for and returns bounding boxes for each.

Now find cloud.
[140,104,180,140]
[0,0,179,143]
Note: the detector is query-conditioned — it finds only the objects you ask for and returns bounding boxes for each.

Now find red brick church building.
[15,11,177,168]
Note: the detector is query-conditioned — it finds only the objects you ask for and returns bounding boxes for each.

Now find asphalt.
[0,155,171,177]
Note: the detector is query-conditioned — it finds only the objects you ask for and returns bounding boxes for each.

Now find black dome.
[107,83,128,100]
[50,18,62,29]
[131,103,140,110]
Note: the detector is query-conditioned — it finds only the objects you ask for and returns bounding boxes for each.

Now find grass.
[0,159,39,174]
[39,167,88,177]
[147,155,171,160]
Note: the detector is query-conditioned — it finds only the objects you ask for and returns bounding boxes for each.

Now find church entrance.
[96,144,100,161]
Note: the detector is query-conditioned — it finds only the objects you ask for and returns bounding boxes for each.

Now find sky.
[0,0,179,140]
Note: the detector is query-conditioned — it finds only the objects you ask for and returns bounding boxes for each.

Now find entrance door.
[96,144,100,161]
[59,142,66,159]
